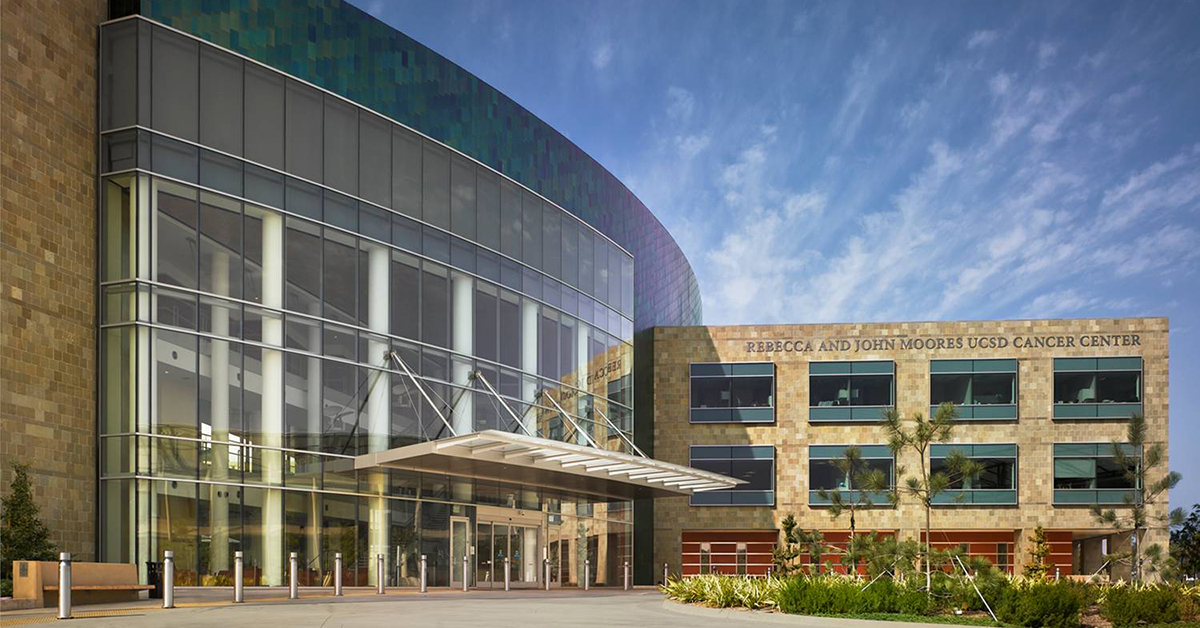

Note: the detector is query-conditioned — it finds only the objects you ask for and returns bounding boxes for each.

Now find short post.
[766,566,772,578]
[234,551,244,603]
[663,562,669,585]
[504,557,511,591]
[57,553,72,620]
[1055,567,1061,581]
[420,555,427,593]
[584,559,590,591]
[624,561,630,591]
[377,554,385,594]
[544,558,550,591]
[289,552,298,599]
[334,553,343,596]
[462,555,469,592]
[162,550,175,609]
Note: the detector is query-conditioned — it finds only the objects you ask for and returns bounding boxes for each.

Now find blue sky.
[352,0,1200,509]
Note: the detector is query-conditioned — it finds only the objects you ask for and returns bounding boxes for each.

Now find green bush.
[1101,586,1180,628]
[995,581,1084,628]
[1,578,12,598]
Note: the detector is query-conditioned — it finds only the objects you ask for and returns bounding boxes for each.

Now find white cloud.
[967,30,999,49]
[1020,289,1101,318]
[675,134,711,161]
[989,72,1013,96]
[365,0,384,17]
[591,43,613,70]
[1038,41,1059,68]
[666,86,695,120]
[1107,85,1144,107]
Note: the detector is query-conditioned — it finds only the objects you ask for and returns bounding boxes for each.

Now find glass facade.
[930,359,1018,420]
[1053,357,1143,419]
[96,16,657,586]
[689,363,774,423]
[929,444,1018,505]
[1052,443,1140,504]
[688,446,775,506]
[807,445,893,506]
[808,361,895,422]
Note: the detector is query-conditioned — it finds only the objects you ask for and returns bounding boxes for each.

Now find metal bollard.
[163,551,175,609]
[234,551,244,603]
[624,561,630,591]
[58,553,72,619]
[377,554,385,594]
[663,563,669,585]
[1055,567,1060,581]
[462,555,469,592]
[289,552,298,599]
[334,553,343,596]
[504,557,511,591]
[767,566,772,578]
[584,559,590,591]
[544,558,550,591]
[420,555,427,593]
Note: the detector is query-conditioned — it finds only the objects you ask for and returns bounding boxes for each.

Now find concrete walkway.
[0,588,983,628]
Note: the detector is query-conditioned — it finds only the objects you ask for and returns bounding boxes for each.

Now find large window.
[809,361,894,422]
[689,446,774,506]
[1053,443,1139,504]
[808,445,893,506]
[930,444,1017,505]
[930,359,1017,420]
[1053,358,1142,419]
[689,363,774,423]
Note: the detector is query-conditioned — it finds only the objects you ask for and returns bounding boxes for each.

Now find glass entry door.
[475,522,540,587]
[450,517,471,588]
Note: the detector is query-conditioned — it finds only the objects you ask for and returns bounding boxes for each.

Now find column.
[260,211,285,586]
[366,243,390,586]
[521,299,539,435]
[450,272,473,435]
[576,323,590,447]
[210,252,231,574]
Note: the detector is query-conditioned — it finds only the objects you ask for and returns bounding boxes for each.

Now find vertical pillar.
[163,551,175,609]
[577,323,590,447]
[334,553,343,596]
[210,252,231,575]
[520,299,539,435]
[366,243,391,586]
[451,272,474,435]
[261,211,285,586]
[58,553,71,619]
[289,552,298,599]
[420,554,427,593]
[234,551,244,603]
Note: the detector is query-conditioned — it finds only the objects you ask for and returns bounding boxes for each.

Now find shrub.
[995,580,1084,628]
[1,578,12,598]
[1101,586,1180,628]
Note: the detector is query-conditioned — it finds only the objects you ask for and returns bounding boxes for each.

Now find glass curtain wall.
[98,18,636,588]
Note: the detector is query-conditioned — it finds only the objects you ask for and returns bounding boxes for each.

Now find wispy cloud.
[666,86,695,120]
[968,29,999,49]
[591,42,613,70]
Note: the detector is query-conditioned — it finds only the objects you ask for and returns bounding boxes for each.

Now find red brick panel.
[920,530,1019,574]
[798,530,897,575]
[1045,530,1074,576]
[682,530,776,576]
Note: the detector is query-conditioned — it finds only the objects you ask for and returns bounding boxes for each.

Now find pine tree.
[1,463,58,580]
[1023,525,1051,578]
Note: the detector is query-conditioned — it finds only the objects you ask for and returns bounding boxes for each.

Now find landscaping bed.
[661,574,1200,628]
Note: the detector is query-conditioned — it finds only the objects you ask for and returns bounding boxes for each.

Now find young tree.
[816,445,889,575]
[772,515,827,575]
[1022,525,1052,578]
[1169,504,1200,579]
[1,463,58,580]
[1091,413,1183,581]
[871,402,982,593]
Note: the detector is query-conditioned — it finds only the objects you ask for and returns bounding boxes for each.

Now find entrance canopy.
[354,430,742,501]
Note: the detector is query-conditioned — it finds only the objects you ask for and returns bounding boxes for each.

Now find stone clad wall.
[1,0,105,559]
[652,318,1169,579]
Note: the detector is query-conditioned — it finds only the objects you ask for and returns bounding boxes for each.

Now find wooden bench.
[12,560,151,608]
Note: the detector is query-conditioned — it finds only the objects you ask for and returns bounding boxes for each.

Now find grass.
[805,612,1007,626]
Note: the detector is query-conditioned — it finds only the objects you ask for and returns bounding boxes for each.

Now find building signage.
[744,333,1142,354]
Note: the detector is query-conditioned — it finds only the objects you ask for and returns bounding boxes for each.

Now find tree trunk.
[925,504,932,593]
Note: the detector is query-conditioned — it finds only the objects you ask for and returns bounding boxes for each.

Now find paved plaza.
[0,588,966,628]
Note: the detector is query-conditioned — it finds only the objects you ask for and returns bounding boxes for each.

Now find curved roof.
[133,0,703,330]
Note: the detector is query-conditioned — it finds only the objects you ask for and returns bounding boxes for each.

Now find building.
[1,0,1172,591]
[4,0,721,589]
[649,319,1169,580]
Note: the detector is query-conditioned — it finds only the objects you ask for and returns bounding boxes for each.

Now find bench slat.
[43,585,155,591]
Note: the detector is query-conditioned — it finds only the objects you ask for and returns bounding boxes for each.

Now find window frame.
[1052,442,1140,505]
[929,358,1018,421]
[929,443,1018,506]
[689,445,775,507]
[1052,357,1143,420]
[688,362,775,424]
[807,444,894,506]
[808,360,895,423]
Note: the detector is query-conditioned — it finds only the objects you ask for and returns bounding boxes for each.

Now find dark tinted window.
[392,129,421,219]
[151,27,198,141]
[244,65,284,169]
[199,47,242,155]
[422,143,450,229]
[285,80,322,182]
[691,378,729,408]
[359,113,391,207]
[323,96,358,195]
